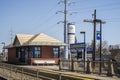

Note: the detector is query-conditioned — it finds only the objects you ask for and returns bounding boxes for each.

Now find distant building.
[5,33,66,64]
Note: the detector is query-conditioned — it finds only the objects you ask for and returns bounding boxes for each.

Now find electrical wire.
[30,3,59,32]
[74,1,120,10]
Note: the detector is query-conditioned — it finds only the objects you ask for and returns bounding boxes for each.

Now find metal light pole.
[80,31,86,72]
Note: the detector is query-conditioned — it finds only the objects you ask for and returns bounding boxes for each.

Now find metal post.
[99,21,102,74]
[59,73,61,80]
[71,59,74,71]
[2,63,4,75]
[80,31,86,72]
[83,32,86,55]
[98,20,106,74]
[10,64,12,78]
[84,33,86,72]
[36,69,39,80]
[21,67,23,80]
[59,58,61,70]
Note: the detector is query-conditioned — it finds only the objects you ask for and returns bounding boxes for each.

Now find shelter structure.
[6,33,66,64]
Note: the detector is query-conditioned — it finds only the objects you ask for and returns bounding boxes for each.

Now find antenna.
[10,28,13,43]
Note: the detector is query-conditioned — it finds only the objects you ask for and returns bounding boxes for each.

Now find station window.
[53,47,59,58]
[33,47,41,58]
[16,47,41,58]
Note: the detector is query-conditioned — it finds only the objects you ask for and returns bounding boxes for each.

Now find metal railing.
[0,63,56,80]
[59,59,120,77]
[0,62,99,80]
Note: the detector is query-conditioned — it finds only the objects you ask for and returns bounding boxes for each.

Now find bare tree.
[96,41,109,54]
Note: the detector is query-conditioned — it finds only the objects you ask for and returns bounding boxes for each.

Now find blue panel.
[96,31,101,40]
[70,42,86,50]
[58,47,60,58]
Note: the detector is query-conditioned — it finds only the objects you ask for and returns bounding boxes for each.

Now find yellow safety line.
[38,69,95,80]
[61,73,95,80]
[23,67,96,80]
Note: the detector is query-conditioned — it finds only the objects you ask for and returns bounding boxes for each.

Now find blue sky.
[0,0,120,52]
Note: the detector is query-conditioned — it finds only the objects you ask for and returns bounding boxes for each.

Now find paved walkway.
[21,65,120,80]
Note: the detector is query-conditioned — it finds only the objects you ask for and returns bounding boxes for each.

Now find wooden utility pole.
[93,9,96,61]
[84,10,106,74]
[84,10,97,61]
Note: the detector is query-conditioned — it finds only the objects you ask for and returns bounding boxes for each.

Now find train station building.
[6,33,66,65]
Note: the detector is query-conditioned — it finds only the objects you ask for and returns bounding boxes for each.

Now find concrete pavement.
[21,65,120,80]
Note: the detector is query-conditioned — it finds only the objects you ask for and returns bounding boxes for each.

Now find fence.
[59,59,120,77]
[0,63,58,80]
[0,63,39,80]
[0,62,100,80]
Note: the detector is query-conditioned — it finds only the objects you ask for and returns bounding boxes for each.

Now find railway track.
[0,63,99,80]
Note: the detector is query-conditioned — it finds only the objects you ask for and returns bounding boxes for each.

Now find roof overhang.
[23,42,67,46]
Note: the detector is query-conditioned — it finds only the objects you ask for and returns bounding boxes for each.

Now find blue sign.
[96,31,101,40]
[70,43,86,52]
[70,42,86,49]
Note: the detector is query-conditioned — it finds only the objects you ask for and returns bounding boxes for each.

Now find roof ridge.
[24,33,40,45]
[39,33,61,42]
[16,34,34,45]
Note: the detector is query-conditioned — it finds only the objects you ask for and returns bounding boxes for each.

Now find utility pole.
[84,10,97,61]
[93,10,96,62]
[84,9,106,74]
[57,0,76,59]
[57,0,69,59]
[64,0,68,59]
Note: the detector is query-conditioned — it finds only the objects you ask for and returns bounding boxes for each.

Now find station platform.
[21,65,120,80]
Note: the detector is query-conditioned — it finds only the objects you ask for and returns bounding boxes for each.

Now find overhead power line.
[30,3,59,32]
[74,2,120,10]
